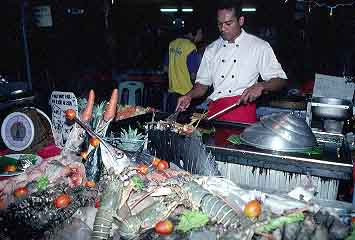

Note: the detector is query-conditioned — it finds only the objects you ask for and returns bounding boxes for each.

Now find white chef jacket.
[196,29,287,101]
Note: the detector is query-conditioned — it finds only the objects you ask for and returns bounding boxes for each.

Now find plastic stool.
[118,81,144,106]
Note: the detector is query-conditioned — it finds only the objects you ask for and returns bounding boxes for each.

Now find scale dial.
[1,112,35,151]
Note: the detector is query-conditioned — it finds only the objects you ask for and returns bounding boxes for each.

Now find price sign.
[50,91,78,148]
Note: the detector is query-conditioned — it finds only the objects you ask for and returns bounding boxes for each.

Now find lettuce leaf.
[227,135,242,145]
[177,210,209,233]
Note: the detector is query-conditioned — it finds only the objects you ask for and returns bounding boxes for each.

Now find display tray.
[108,111,353,180]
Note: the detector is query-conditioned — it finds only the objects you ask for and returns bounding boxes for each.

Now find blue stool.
[118,81,144,106]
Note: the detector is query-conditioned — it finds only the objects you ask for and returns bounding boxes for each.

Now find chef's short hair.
[216,0,243,18]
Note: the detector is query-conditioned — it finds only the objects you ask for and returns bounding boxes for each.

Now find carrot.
[104,89,118,121]
[81,90,95,122]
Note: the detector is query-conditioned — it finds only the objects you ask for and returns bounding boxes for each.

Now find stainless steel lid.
[240,113,317,152]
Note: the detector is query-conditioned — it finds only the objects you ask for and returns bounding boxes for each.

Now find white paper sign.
[33,5,53,27]
[313,73,355,101]
[50,91,78,148]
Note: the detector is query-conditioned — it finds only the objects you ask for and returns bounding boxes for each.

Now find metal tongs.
[207,101,241,121]
[166,111,180,122]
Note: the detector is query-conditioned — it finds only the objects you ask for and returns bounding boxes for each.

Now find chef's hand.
[237,82,265,105]
[176,95,192,112]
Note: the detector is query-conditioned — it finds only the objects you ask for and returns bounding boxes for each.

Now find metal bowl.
[240,113,317,152]
[311,97,353,120]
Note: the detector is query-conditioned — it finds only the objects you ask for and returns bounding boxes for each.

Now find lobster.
[182,180,252,229]
[91,177,123,240]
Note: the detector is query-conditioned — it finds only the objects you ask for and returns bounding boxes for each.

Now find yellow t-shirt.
[168,38,196,95]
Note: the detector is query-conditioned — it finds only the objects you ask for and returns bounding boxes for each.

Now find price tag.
[49,91,78,148]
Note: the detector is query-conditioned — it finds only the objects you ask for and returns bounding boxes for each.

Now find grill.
[108,112,353,200]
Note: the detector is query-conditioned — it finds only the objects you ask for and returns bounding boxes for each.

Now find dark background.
[1,0,354,109]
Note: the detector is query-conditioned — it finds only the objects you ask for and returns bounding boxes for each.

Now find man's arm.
[238,78,286,104]
[187,82,209,98]
[260,77,287,92]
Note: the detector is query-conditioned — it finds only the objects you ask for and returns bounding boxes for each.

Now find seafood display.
[0,89,353,240]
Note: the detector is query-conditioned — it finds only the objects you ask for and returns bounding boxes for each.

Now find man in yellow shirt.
[164,25,203,113]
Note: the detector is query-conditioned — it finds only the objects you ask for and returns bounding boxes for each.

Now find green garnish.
[303,146,322,156]
[227,135,242,145]
[256,212,304,233]
[36,176,49,191]
[131,175,144,190]
[177,210,209,232]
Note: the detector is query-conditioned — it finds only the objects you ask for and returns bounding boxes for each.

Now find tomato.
[89,137,100,147]
[95,199,100,208]
[155,220,174,235]
[53,194,71,209]
[151,157,161,167]
[84,181,96,188]
[3,164,16,173]
[137,163,149,175]
[244,200,262,219]
[65,109,76,120]
[0,198,6,209]
[14,187,28,198]
[157,160,169,171]
[80,151,89,160]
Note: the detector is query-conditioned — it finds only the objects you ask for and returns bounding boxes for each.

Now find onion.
[244,199,262,219]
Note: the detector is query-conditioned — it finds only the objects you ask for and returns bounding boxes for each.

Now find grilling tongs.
[207,100,241,121]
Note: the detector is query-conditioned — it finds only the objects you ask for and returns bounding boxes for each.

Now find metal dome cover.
[240,113,317,152]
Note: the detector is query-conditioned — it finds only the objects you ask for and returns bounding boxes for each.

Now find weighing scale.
[1,107,52,152]
[1,111,35,151]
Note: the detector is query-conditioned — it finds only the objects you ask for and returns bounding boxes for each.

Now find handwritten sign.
[313,74,355,101]
[50,91,78,148]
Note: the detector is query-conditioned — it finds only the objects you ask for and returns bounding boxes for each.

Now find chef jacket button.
[229,90,232,93]
[221,75,225,78]
[222,59,225,62]
[232,75,235,78]
[233,59,237,63]
[218,91,222,94]
[223,44,226,47]
[236,44,239,47]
